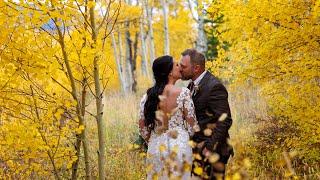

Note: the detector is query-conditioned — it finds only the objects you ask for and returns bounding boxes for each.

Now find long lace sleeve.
[182,88,199,136]
[138,94,150,143]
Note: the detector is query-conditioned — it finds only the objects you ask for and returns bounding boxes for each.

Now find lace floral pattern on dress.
[138,94,150,141]
[137,88,199,179]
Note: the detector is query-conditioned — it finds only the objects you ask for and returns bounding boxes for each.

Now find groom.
[180,49,233,179]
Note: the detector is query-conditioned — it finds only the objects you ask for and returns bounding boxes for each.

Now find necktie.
[188,81,195,95]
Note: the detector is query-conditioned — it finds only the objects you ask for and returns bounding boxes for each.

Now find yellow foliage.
[0,0,120,178]
[153,4,196,60]
[193,166,203,176]
[208,0,320,161]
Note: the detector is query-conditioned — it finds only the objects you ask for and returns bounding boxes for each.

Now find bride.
[138,55,199,179]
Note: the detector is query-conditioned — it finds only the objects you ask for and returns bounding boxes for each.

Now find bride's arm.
[138,94,150,143]
[182,89,199,136]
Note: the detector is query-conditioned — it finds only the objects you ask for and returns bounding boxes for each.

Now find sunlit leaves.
[193,166,203,176]
[218,113,228,122]
[0,0,119,178]
[76,125,85,134]
[203,128,213,136]
[159,144,167,153]
[208,0,320,162]
[208,153,220,164]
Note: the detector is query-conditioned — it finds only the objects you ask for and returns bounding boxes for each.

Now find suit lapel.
[192,71,211,100]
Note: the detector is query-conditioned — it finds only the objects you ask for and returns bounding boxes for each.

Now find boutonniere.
[193,85,201,95]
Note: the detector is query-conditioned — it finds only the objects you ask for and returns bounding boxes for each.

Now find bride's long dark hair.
[144,55,174,131]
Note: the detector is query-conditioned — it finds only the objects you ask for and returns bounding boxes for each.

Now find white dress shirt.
[191,70,207,95]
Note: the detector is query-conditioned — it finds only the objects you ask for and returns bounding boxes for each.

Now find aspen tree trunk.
[111,32,126,93]
[187,0,208,53]
[71,79,90,180]
[71,138,81,180]
[89,2,106,179]
[132,32,139,92]
[196,6,208,53]
[125,22,133,92]
[54,18,92,180]
[123,31,139,93]
[71,3,91,178]
[125,20,134,93]
[124,0,138,92]
[118,30,128,93]
[139,5,149,77]
[161,0,170,55]
[144,0,156,63]
[124,0,135,93]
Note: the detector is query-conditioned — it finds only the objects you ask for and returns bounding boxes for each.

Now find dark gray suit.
[189,71,233,179]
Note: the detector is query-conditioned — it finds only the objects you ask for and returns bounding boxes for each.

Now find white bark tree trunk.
[125,22,134,93]
[145,0,156,63]
[117,29,128,93]
[89,2,106,179]
[139,4,149,77]
[188,0,208,53]
[161,0,170,55]
[196,7,208,53]
[123,0,135,93]
[111,32,126,93]
[140,24,149,77]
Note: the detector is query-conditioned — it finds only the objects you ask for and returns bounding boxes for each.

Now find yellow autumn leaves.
[146,141,193,179]
[208,0,320,164]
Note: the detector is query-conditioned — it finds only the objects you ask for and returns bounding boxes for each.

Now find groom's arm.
[205,83,232,150]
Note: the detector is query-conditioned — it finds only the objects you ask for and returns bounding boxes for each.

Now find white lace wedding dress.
[138,87,198,179]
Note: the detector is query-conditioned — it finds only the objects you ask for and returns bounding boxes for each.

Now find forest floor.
[81,80,319,179]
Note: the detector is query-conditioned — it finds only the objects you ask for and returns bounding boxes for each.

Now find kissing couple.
[138,49,234,179]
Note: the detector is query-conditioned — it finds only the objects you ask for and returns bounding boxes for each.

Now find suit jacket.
[190,71,233,158]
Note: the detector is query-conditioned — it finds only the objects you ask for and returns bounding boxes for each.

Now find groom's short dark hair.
[181,49,205,67]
